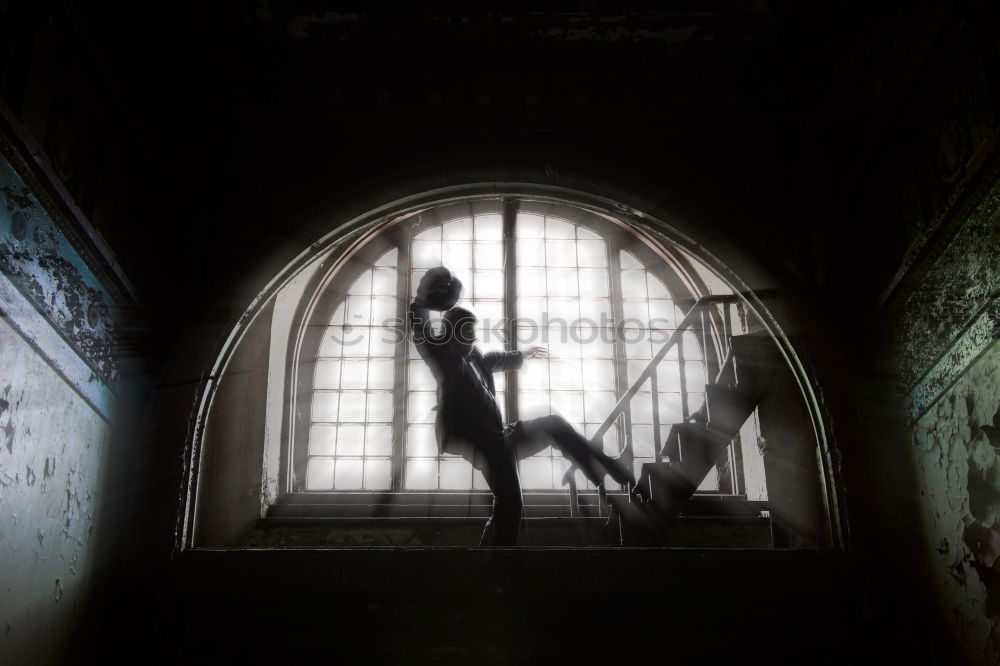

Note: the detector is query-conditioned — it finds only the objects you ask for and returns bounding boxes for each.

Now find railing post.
[568,475,580,517]
[679,328,689,421]
[650,367,662,463]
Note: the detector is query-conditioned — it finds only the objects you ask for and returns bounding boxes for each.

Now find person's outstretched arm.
[482,346,547,373]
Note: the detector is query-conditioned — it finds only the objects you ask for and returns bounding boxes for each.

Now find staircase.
[565,295,783,546]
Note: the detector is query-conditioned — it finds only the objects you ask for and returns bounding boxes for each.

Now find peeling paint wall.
[0,316,110,665]
[914,342,1000,665]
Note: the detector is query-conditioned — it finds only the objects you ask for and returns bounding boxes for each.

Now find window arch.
[290,198,728,499]
[185,185,840,550]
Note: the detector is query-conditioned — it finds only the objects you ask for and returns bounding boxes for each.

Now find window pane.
[443,218,473,240]
[305,458,335,490]
[414,225,441,240]
[473,300,504,328]
[341,359,368,389]
[576,240,607,267]
[474,214,502,241]
[620,270,647,298]
[407,425,438,457]
[411,241,442,268]
[622,300,648,326]
[408,360,435,390]
[545,240,576,267]
[334,458,364,489]
[368,327,399,357]
[312,392,339,422]
[366,425,393,456]
[408,391,437,423]
[366,391,393,422]
[578,268,609,298]
[579,333,614,359]
[368,358,394,389]
[516,297,545,323]
[346,295,371,327]
[519,390,551,420]
[405,459,438,489]
[370,296,396,326]
[374,248,398,266]
[517,213,545,237]
[349,270,372,295]
[440,459,473,489]
[620,251,643,269]
[314,360,342,389]
[517,267,546,297]
[519,359,549,390]
[546,297,579,322]
[308,425,337,455]
[442,242,472,269]
[631,392,654,424]
[550,392,584,425]
[372,268,397,295]
[631,425,657,459]
[584,391,617,424]
[516,239,545,266]
[365,459,392,490]
[545,217,574,239]
[320,327,345,357]
[474,241,504,269]
[335,424,365,456]
[546,269,578,297]
[648,300,676,328]
[474,270,504,299]
[520,458,553,489]
[338,391,366,421]
[647,273,671,299]
[546,329,582,359]
[549,359,582,390]
[581,359,615,391]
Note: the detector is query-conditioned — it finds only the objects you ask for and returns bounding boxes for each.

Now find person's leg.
[513,415,635,487]
[475,436,523,546]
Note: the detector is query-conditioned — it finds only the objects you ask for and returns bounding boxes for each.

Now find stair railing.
[565,294,741,516]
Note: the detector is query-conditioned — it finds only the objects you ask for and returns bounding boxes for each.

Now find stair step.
[720,333,780,397]
[607,497,774,547]
[648,424,731,501]
[705,382,757,437]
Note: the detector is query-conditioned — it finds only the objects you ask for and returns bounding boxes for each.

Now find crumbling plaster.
[0,317,110,665]
[914,341,1000,665]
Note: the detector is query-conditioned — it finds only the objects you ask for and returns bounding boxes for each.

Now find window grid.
[305,249,398,490]
[304,206,714,494]
[405,214,504,490]
[516,213,619,490]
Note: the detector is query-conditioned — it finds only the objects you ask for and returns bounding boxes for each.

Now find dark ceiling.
[21,1,977,360]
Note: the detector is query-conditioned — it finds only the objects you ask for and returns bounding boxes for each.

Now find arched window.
[288,199,735,501]
[187,188,837,550]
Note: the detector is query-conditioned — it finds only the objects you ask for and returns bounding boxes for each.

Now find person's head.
[443,306,477,356]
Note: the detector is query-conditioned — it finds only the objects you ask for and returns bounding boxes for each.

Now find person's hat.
[419,266,463,310]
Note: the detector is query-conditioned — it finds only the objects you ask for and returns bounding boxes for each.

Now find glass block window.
[516,214,617,490]
[406,215,504,490]
[305,248,398,490]
[298,203,715,495]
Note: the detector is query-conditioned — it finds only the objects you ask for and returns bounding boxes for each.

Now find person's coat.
[407,301,523,463]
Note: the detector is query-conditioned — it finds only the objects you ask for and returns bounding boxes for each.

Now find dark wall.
[3,1,1000,663]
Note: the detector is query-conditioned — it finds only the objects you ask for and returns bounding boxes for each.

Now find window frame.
[281,196,740,512]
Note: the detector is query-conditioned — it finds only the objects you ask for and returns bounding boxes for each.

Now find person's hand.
[524,346,548,359]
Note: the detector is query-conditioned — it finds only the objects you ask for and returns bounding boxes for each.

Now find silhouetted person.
[408,266,634,546]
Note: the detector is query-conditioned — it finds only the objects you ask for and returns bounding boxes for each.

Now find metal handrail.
[564,294,741,516]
